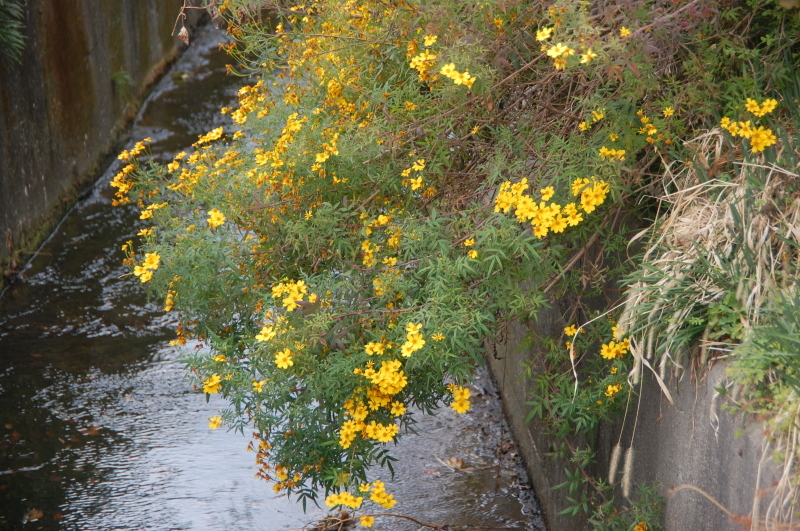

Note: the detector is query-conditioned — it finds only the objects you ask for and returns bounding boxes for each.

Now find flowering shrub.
[114,0,799,525]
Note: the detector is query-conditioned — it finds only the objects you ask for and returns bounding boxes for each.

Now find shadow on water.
[0,26,544,531]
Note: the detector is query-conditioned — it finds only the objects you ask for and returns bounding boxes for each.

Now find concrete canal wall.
[488,307,777,530]
[0,0,199,273]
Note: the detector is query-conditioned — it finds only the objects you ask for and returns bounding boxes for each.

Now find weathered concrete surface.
[489,312,778,530]
[0,0,200,272]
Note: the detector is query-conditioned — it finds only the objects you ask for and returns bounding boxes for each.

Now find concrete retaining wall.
[488,310,777,530]
[0,0,198,273]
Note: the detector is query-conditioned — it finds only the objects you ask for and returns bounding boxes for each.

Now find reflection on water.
[0,26,543,531]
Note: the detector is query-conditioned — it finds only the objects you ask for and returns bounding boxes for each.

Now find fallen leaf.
[25,509,44,522]
[178,26,190,47]
[82,425,101,436]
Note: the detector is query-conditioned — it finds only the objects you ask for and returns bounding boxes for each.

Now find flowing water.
[0,26,545,531]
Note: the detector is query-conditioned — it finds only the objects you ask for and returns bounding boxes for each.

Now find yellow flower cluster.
[409,50,437,81]
[207,208,226,228]
[449,384,471,413]
[599,146,626,161]
[164,289,176,312]
[341,357,409,448]
[361,240,380,267]
[364,341,386,355]
[400,322,425,357]
[495,177,608,238]
[133,252,160,283]
[605,384,623,396]
[117,138,150,163]
[324,491,363,509]
[571,177,609,214]
[546,42,575,70]
[256,324,277,342]
[365,359,408,395]
[364,420,400,442]
[599,338,630,359]
[271,279,309,311]
[254,113,307,169]
[314,131,340,163]
[231,80,270,124]
[401,158,426,190]
[744,98,778,118]
[439,63,476,89]
[109,163,135,206]
[196,126,224,145]
[721,117,778,153]
[368,480,397,508]
[139,201,168,221]
[203,374,222,394]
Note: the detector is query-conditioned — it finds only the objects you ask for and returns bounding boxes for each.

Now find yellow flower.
[275,349,294,369]
[600,342,618,360]
[540,186,555,201]
[253,379,267,392]
[663,107,674,117]
[404,101,417,111]
[748,126,777,152]
[546,42,571,58]
[452,386,471,401]
[564,324,578,336]
[439,63,456,77]
[468,250,478,259]
[142,252,160,270]
[409,176,423,190]
[578,121,591,131]
[605,384,623,396]
[580,48,597,63]
[423,34,437,46]
[401,332,426,356]
[759,98,778,116]
[452,400,470,413]
[744,98,761,115]
[203,374,222,394]
[360,516,375,528]
[610,367,618,374]
[255,325,276,342]
[463,238,475,247]
[208,415,223,429]
[365,341,386,355]
[432,333,445,341]
[609,133,619,141]
[536,27,554,41]
[620,26,631,37]
[390,401,406,416]
[207,208,226,228]
[406,322,423,334]
[140,209,153,220]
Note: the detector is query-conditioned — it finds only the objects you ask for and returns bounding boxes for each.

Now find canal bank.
[0,0,203,280]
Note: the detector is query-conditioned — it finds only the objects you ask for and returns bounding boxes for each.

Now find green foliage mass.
[114,0,800,524]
